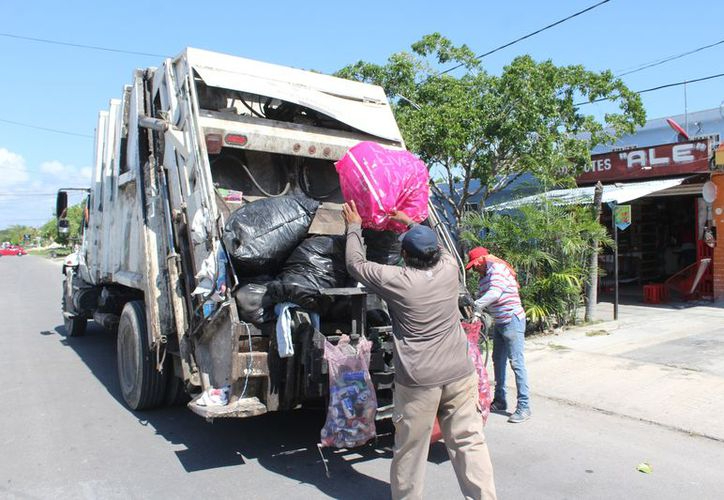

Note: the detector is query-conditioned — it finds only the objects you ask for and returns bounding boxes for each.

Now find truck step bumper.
[187,395,267,420]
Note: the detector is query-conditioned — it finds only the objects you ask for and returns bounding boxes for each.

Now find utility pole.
[585,181,603,322]
[612,204,619,321]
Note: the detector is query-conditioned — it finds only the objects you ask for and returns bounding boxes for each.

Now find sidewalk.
[516,300,724,441]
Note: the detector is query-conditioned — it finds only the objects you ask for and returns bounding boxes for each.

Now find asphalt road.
[2,256,723,499]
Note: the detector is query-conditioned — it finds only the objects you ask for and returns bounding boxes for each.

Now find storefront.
[481,108,724,302]
[578,138,718,301]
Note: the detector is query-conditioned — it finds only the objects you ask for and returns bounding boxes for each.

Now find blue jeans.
[492,315,530,410]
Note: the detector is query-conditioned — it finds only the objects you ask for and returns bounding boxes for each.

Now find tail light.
[224,134,248,147]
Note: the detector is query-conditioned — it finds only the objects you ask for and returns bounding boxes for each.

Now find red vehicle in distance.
[0,244,27,256]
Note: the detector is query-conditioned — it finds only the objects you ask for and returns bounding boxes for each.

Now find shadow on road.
[46,323,457,499]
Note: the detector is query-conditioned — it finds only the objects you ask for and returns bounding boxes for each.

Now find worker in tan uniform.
[343,200,496,500]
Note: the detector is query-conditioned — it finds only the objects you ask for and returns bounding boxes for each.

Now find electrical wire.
[437,0,612,76]
[575,71,724,106]
[616,37,724,77]
[238,98,265,119]
[0,32,167,58]
[212,155,290,197]
[0,118,93,138]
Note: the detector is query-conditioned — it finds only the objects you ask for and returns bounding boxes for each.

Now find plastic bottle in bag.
[320,335,378,448]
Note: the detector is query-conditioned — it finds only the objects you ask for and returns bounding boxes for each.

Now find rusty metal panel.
[236,352,269,378]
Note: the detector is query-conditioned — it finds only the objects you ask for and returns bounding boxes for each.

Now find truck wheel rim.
[118,324,139,396]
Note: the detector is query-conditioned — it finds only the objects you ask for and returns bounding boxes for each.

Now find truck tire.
[164,356,189,406]
[117,300,167,410]
[164,372,190,407]
[62,271,87,337]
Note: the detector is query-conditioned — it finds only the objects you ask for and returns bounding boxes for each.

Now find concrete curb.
[530,391,724,444]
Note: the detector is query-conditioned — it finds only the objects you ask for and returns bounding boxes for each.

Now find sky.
[1,0,723,230]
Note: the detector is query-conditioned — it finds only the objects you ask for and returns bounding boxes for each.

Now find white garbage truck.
[57,48,463,420]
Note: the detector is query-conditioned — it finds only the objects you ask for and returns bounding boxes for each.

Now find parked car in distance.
[0,244,27,256]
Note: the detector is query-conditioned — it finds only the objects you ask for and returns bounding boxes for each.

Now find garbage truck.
[57,48,465,420]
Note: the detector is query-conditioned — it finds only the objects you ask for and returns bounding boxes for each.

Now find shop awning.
[486,177,691,211]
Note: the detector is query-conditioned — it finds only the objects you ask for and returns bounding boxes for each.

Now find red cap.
[465,247,489,270]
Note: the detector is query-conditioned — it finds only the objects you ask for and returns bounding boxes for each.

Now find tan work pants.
[391,373,497,500]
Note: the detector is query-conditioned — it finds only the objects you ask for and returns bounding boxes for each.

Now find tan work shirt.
[345,223,473,387]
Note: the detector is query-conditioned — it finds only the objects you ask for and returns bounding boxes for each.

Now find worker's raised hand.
[389,209,413,227]
[342,200,362,225]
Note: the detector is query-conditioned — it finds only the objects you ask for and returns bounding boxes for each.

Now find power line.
[617,37,724,77]
[0,32,167,59]
[0,32,166,138]
[438,0,612,76]
[576,71,724,106]
[0,118,93,138]
[638,72,724,94]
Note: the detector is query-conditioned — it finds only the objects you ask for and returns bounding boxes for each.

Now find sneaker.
[490,399,507,412]
[507,408,531,423]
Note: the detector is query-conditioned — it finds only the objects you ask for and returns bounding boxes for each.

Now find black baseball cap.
[400,224,438,257]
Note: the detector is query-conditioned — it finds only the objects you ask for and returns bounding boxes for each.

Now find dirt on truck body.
[57,47,463,421]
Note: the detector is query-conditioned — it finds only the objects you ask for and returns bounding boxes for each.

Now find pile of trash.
[227,199,404,324]
[222,141,431,324]
[266,235,348,312]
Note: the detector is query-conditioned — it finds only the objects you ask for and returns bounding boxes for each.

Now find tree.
[39,218,58,243]
[462,201,612,331]
[39,200,86,245]
[0,225,38,245]
[336,33,646,229]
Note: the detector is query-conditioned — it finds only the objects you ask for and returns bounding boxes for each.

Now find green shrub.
[462,200,610,331]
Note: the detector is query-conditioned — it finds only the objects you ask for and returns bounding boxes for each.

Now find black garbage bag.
[326,292,391,326]
[234,283,274,324]
[366,293,391,327]
[223,195,319,275]
[362,228,401,266]
[267,235,348,312]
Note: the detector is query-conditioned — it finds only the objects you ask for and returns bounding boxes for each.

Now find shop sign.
[614,205,631,231]
[578,139,710,184]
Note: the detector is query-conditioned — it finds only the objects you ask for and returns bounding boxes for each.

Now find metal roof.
[486,176,693,210]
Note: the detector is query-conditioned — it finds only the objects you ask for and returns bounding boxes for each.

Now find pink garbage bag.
[463,320,492,424]
[335,141,430,233]
[431,320,492,444]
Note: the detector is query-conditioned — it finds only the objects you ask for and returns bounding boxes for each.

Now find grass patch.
[585,329,610,337]
[28,247,72,258]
